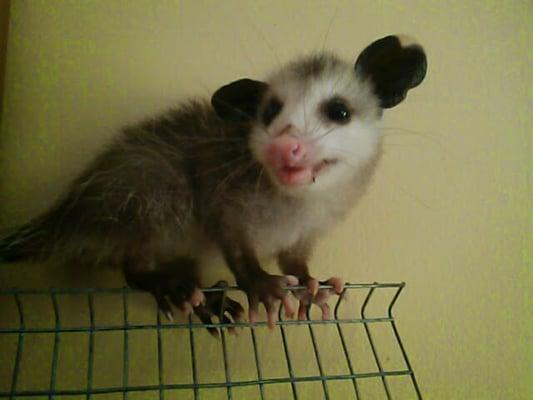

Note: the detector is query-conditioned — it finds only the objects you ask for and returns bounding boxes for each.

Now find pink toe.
[267,311,277,330]
[249,309,259,325]
[190,289,205,307]
[180,302,193,315]
[308,279,319,296]
[314,290,330,305]
[283,296,295,318]
[234,311,245,324]
[328,277,345,294]
[320,303,332,320]
[285,275,299,286]
[297,304,307,320]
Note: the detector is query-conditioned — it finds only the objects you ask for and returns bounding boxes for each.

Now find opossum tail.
[0,217,51,263]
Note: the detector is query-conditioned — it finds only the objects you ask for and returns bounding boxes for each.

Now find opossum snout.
[266,133,308,168]
[264,130,320,186]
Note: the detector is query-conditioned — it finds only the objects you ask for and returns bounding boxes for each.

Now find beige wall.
[0,1,531,398]
[0,0,9,115]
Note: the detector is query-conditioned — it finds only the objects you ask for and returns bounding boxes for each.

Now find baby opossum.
[0,35,427,330]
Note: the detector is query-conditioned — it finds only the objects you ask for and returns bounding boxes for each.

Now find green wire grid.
[0,282,422,399]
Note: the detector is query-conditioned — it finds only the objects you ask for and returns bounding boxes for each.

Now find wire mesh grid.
[0,282,422,399]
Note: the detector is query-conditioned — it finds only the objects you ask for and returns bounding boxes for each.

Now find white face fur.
[248,54,383,196]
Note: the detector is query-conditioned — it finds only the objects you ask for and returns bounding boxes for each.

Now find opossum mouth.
[275,159,338,186]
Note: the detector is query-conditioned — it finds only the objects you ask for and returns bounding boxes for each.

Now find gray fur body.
[20,97,378,269]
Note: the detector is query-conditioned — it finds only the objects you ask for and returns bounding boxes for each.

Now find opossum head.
[212,35,427,196]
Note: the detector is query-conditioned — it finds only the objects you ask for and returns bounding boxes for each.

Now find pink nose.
[266,134,307,167]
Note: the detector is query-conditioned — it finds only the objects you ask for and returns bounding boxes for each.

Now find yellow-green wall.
[0,1,531,399]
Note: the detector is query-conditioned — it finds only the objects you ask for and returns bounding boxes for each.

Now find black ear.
[355,35,427,109]
[211,78,268,122]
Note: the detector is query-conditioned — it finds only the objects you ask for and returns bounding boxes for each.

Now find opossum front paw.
[293,276,344,320]
[193,281,245,338]
[162,283,206,321]
[124,269,205,321]
[242,273,299,329]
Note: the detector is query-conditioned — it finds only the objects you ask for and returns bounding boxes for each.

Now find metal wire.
[0,283,422,399]
[86,292,95,400]
[361,286,391,398]
[122,291,129,400]
[334,287,360,399]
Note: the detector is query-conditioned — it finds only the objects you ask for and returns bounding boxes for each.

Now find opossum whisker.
[382,127,439,142]
[246,10,282,69]
[173,136,246,144]
[382,142,429,148]
[254,166,265,199]
[208,158,258,208]
[325,146,366,167]
[382,126,434,136]
[238,37,258,76]
[301,78,311,136]
[311,126,339,143]
[208,95,274,139]
[338,158,362,172]
[382,127,445,148]
[320,6,338,53]
[193,154,250,177]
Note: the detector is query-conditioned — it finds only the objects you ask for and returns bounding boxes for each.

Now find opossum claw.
[292,276,344,320]
[243,274,299,329]
[193,281,245,337]
[124,267,205,322]
[164,310,174,322]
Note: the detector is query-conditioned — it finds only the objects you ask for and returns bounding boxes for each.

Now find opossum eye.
[262,97,283,125]
[323,99,351,123]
